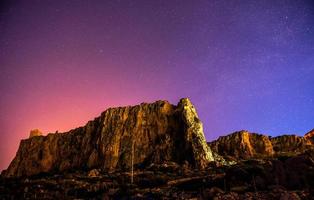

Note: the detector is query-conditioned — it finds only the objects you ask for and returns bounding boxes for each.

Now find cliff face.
[270,135,313,154]
[3,98,213,177]
[208,131,314,160]
[208,131,274,159]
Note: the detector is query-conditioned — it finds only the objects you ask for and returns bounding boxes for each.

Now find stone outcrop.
[29,129,42,138]
[208,131,274,159]
[270,135,313,154]
[2,98,213,177]
[208,131,314,160]
[179,98,213,169]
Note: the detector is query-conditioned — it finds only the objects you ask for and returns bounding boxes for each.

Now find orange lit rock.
[208,130,314,160]
[208,131,274,159]
[270,134,313,154]
[29,129,42,138]
[3,98,214,177]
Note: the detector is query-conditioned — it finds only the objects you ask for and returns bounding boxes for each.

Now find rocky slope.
[2,98,213,177]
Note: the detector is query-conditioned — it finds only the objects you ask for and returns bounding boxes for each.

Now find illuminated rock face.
[209,131,274,159]
[3,98,214,177]
[208,131,314,160]
[270,135,313,154]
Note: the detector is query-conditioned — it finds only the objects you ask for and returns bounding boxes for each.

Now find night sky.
[1,0,314,171]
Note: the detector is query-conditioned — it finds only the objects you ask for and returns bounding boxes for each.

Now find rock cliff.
[270,135,313,154]
[208,131,314,160]
[2,98,214,177]
[208,131,274,159]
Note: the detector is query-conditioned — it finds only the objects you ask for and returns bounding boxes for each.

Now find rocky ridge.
[208,131,274,159]
[208,130,314,160]
[271,134,312,155]
[2,98,213,178]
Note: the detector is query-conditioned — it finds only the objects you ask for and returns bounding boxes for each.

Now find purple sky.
[1,0,314,171]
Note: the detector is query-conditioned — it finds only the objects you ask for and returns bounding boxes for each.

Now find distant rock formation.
[2,98,214,177]
[270,135,312,154]
[29,129,42,138]
[208,130,314,160]
[208,131,274,159]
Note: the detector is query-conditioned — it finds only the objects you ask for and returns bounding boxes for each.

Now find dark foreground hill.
[1,99,314,199]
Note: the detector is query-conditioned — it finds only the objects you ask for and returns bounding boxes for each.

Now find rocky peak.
[3,98,213,177]
[177,98,214,168]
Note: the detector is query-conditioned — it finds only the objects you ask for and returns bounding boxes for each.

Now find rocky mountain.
[2,98,213,178]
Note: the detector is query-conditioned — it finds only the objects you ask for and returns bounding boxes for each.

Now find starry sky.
[1,0,314,171]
